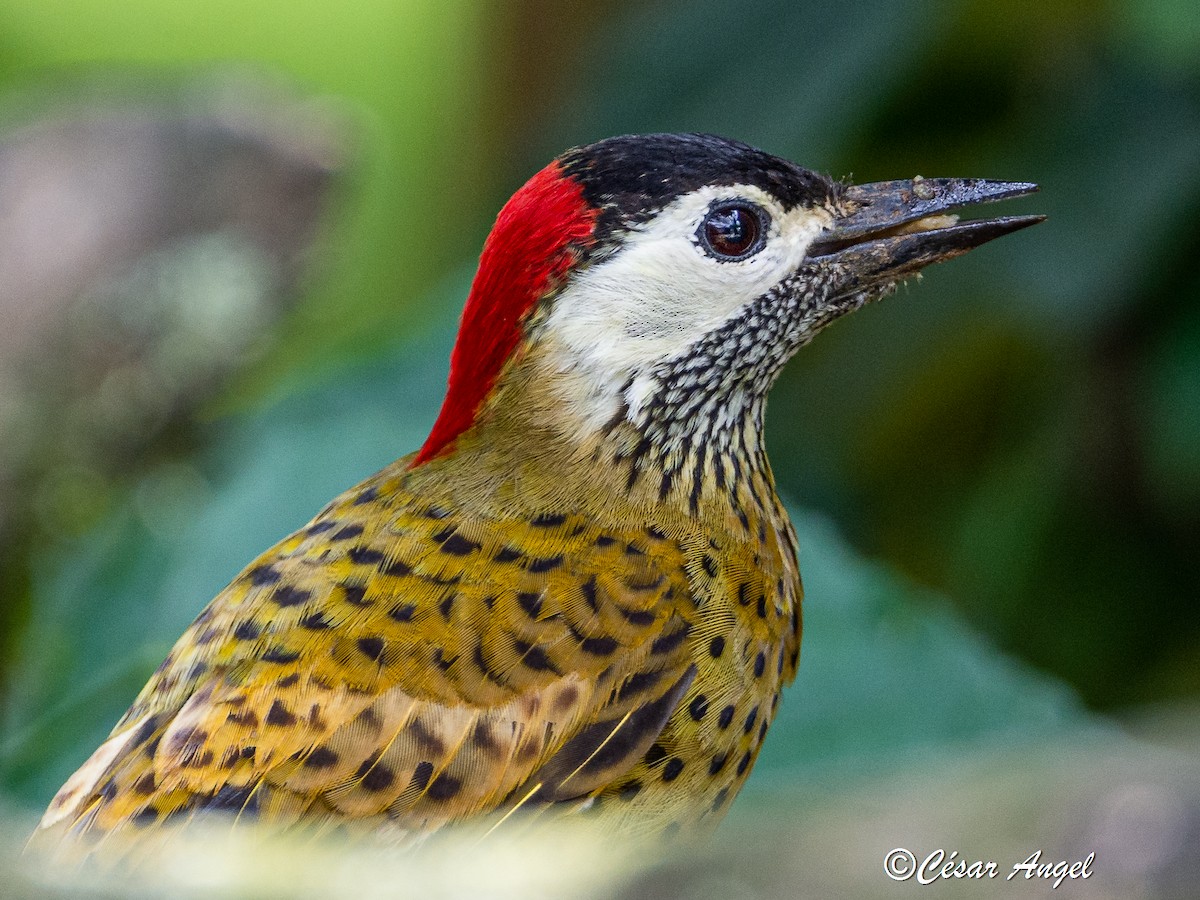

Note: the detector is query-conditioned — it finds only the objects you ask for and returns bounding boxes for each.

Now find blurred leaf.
[1121,0,1200,72]
[1142,281,1200,518]
[535,0,950,168]
[0,0,493,394]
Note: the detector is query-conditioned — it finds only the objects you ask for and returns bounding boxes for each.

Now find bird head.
[414,133,1040,473]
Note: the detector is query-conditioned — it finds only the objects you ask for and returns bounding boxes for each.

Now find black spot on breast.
[475,644,507,686]
[662,758,684,782]
[305,746,339,769]
[595,535,616,548]
[426,773,462,801]
[357,636,386,662]
[300,611,333,630]
[227,710,259,728]
[131,806,160,827]
[332,524,365,541]
[618,669,663,701]
[688,694,709,721]
[754,651,766,678]
[233,620,262,641]
[248,564,281,585]
[275,672,300,689]
[651,628,688,655]
[579,634,619,656]
[410,719,446,755]
[388,603,416,622]
[619,606,656,627]
[711,787,729,812]
[717,705,735,729]
[518,592,543,618]
[207,787,259,816]
[493,547,522,563]
[358,760,395,793]
[348,546,384,565]
[472,722,499,755]
[308,521,335,534]
[531,512,567,528]
[644,743,667,766]
[356,708,382,735]
[581,576,599,611]
[701,554,719,578]
[709,752,728,776]
[342,585,370,606]
[308,703,328,730]
[514,639,557,673]
[757,595,768,619]
[273,586,312,607]
[658,469,674,502]
[436,529,480,556]
[743,706,759,734]
[555,684,581,713]
[736,751,752,776]
[619,780,642,800]
[527,554,563,573]
[439,594,455,619]
[709,635,726,658]
[354,487,378,505]
[218,748,241,769]
[384,559,412,576]
[267,699,297,727]
[262,647,300,664]
[410,760,434,791]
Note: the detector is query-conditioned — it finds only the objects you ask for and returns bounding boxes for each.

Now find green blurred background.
[1,0,1198,895]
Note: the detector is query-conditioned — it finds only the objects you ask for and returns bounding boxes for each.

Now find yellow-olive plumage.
[32,133,1040,860]
[39,405,799,847]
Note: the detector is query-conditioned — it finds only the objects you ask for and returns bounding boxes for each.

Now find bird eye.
[698,201,766,261]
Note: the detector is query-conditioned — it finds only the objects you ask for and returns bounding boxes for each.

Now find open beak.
[808,178,1044,295]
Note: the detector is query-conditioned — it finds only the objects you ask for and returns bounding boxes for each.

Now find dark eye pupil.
[701,204,762,259]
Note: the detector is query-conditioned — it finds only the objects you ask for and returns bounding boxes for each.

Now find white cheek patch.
[540,184,831,432]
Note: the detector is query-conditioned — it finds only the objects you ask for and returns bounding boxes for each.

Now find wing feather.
[34,470,698,854]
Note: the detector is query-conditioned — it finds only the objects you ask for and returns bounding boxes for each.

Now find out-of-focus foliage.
[0,0,492,379]
[0,81,345,689]
[1,0,1199,895]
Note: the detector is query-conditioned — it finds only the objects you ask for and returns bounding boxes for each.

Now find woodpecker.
[33,133,1040,858]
